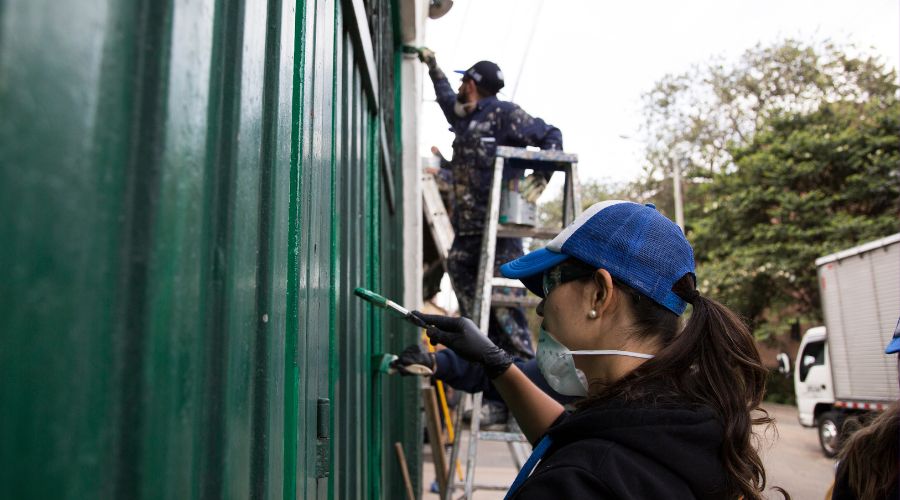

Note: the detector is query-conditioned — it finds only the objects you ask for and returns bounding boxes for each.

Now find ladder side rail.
[462,391,484,497]
[464,155,507,499]
[562,162,573,227]
[422,173,454,261]
[568,162,582,221]
[507,441,527,470]
[443,387,468,499]
[473,156,505,331]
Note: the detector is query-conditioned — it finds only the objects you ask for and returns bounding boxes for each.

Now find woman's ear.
[592,269,616,314]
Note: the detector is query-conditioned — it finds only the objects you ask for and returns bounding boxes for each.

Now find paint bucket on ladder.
[499,174,537,226]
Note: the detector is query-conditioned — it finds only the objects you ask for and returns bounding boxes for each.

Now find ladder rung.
[491,277,524,288]
[495,145,579,164]
[497,224,559,239]
[478,431,530,443]
[490,294,541,308]
[449,481,510,492]
[471,484,509,491]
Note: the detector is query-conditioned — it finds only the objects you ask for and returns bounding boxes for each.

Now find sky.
[418,0,900,187]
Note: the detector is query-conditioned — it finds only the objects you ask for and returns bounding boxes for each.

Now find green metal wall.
[0,0,417,498]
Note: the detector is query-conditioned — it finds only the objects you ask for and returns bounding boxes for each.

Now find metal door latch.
[315,398,329,479]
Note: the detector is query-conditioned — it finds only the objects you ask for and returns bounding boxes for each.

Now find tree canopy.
[646,40,900,338]
[640,39,897,184]
[542,39,899,339]
[692,97,899,337]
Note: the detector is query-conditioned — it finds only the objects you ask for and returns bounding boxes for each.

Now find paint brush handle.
[354,287,431,329]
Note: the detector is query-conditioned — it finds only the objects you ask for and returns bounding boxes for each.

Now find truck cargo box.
[816,233,900,403]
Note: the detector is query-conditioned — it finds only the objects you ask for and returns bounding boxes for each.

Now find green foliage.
[691,98,900,334]
[764,369,796,406]
[640,39,898,188]
[635,39,900,339]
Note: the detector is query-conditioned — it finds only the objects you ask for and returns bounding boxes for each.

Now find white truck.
[781,233,900,457]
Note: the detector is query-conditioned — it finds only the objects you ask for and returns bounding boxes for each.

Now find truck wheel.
[818,411,843,458]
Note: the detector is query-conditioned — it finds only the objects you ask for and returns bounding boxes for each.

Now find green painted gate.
[0,0,419,498]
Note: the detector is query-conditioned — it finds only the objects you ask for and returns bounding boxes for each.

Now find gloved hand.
[417,47,436,69]
[520,173,548,203]
[412,312,513,379]
[393,344,435,376]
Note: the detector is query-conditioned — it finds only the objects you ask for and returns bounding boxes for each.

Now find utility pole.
[619,134,684,230]
[673,159,684,231]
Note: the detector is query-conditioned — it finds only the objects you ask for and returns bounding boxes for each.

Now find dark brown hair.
[574,264,784,499]
[835,401,900,498]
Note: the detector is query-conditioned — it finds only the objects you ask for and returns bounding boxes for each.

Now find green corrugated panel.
[0,1,135,497]
[0,0,414,498]
[141,0,215,497]
[297,0,338,496]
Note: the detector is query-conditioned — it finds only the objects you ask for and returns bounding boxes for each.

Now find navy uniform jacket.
[429,66,563,235]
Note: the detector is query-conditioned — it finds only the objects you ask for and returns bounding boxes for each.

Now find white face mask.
[536,328,655,397]
[453,100,470,117]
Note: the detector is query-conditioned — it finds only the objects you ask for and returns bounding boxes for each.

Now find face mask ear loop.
[569,350,655,360]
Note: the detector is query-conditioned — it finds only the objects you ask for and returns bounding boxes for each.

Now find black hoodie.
[509,396,729,499]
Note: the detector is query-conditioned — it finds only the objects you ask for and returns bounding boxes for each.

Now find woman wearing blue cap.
[414,200,785,499]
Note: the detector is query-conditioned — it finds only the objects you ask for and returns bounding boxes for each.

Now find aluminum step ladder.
[422,171,454,263]
[443,146,581,499]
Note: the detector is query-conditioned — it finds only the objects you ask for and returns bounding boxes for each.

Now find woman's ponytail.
[673,285,773,500]
[587,273,783,499]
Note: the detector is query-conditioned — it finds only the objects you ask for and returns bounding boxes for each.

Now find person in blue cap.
[885,316,900,355]
[828,316,900,499]
[416,47,563,426]
[413,200,785,499]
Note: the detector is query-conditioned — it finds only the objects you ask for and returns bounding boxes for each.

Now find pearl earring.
[588,309,598,319]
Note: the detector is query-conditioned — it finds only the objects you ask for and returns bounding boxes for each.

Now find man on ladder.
[416,47,564,427]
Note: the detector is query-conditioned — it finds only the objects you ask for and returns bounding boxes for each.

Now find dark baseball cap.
[454,60,505,94]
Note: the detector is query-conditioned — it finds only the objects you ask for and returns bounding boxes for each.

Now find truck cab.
[792,326,846,457]
[794,326,834,428]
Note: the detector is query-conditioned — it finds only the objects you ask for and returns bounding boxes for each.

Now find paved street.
[761,403,837,499]
[422,403,836,499]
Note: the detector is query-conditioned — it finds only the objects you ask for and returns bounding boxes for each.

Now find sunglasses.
[542,260,597,297]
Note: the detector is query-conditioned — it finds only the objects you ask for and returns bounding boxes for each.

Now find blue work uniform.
[428,65,563,359]
[430,66,563,236]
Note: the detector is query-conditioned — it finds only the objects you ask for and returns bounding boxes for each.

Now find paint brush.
[353,287,428,327]
[355,287,433,376]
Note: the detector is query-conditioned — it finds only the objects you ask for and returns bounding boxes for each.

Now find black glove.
[393,344,435,376]
[412,312,513,379]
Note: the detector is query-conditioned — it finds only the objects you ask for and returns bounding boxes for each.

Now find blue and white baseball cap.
[500,200,695,315]
[885,316,900,354]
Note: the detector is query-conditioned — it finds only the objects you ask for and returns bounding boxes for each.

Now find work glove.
[430,146,451,169]
[417,47,436,69]
[393,344,435,376]
[412,312,513,379]
[520,173,548,203]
